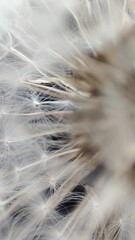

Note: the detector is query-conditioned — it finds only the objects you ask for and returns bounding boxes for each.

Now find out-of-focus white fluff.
[0,1,135,240]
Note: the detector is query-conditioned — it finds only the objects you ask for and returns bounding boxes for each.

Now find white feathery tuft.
[0,1,135,240]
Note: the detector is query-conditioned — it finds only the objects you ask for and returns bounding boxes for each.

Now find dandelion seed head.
[0,0,135,239]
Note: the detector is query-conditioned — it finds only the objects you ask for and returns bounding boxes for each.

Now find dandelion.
[1,0,135,240]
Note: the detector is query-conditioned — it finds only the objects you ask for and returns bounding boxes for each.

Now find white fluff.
[0,1,135,240]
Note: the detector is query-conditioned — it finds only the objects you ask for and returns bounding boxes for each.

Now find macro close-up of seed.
[1,0,135,239]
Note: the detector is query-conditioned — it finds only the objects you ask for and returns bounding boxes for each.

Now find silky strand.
[0,0,135,240]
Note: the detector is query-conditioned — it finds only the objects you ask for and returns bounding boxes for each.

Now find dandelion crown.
[0,1,135,239]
